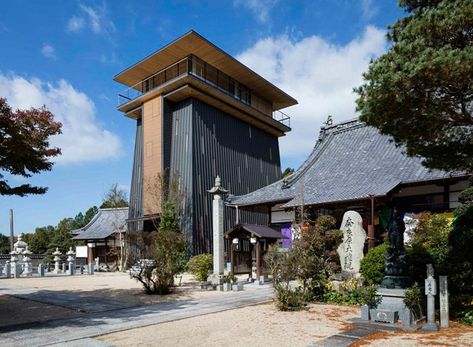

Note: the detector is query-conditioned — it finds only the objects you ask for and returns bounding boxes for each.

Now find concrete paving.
[0,283,274,347]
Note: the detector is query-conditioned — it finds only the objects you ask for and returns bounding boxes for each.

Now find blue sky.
[0,0,404,235]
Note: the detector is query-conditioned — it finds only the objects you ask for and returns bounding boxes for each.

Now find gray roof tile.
[230,119,466,207]
[73,208,128,240]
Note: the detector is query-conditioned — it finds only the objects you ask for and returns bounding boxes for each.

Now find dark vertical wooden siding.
[168,99,194,250]
[191,98,279,254]
[129,98,280,254]
[128,118,144,232]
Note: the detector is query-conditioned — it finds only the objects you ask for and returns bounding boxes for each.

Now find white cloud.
[361,0,378,20]
[66,3,115,35]
[0,73,122,165]
[233,0,278,23]
[66,16,85,32]
[237,26,387,165]
[41,44,56,59]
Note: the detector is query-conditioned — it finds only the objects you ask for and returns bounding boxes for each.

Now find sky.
[0,0,405,235]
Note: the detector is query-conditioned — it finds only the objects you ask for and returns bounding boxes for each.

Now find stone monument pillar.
[422,264,439,331]
[439,276,449,328]
[22,246,33,276]
[207,176,228,287]
[337,211,367,278]
[67,247,76,276]
[53,248,62,274]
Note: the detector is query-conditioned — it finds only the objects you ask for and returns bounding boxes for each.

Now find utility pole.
[9,209,14,252]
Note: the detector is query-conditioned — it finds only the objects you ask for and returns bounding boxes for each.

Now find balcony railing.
[118,55,291,128]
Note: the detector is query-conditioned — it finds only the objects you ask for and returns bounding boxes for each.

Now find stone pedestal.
[4,261,11,278]
[371,287,408,325]
[38,263,45,277]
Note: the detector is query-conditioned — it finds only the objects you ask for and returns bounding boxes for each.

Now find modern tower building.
[114,31,297,254]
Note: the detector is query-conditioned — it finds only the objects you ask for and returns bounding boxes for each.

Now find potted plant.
[362,285,382,321]
[224,272,237,291]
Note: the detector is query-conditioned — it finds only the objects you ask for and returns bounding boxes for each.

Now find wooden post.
[256,239,261,279]
[230,244,235,274]
[368,195,375,249]
[87,243,94,265]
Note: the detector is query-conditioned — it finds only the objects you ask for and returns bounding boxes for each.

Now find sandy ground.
[4,272,222,305]
[97,302,358,347]
[0,295,83,328]
[354,322,473,346]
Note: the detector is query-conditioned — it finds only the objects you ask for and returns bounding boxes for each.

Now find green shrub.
[362,285,382,308]
[187,253,213,282]
[223,272,237,283]
[360,243,387,285]
[459,308,473,326]
[274,286,308,311]
[404,282,424,320]
[448,203,473,303]
[321,285,381,307]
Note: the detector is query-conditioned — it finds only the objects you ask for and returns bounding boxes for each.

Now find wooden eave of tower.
[114,31,298,110]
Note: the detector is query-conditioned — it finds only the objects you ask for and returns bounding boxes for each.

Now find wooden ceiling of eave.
[114,31,297,110]
[164,85,287,138]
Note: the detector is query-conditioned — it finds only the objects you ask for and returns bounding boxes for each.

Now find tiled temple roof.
[230,119,466,208]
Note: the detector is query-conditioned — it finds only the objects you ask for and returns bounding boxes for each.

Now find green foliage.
[321,282,380,307]
[459,308,473,326]
[360,243,387,285]
[0,98,62,196]
[101,184,128,208]
[274,286,308,311]
[0,234,10,254]
[132,230,186,295]
[28,226,54,254]
[355,0,473,172]
[447,199,473,303]
[404,282,424,320]
[187,254,213,282]
[159,200,180,232]
[282,167,294,178]
[406,212,451,283]
[362,285,382,308]
[223,272,237,284]
[265,215,343,310]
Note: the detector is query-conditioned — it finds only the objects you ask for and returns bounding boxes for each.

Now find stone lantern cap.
[52,247,62,256]
[208,175,229,195]
[14,234,27,250]
[66,247,76,256]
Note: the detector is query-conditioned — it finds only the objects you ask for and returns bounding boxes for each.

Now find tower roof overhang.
[113,30,298,110]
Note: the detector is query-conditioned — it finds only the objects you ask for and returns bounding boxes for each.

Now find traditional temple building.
[72,208,128,266]
[229,119,470,247]
[114,31,297,254]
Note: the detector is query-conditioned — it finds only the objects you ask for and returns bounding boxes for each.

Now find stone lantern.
[10,249,19,278]
[207,175,229,287]
[53,248,62,274]
[22,246,33,276]
[66,247,76,275]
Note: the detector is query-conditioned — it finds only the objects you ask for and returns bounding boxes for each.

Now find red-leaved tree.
[0,97,62,196]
